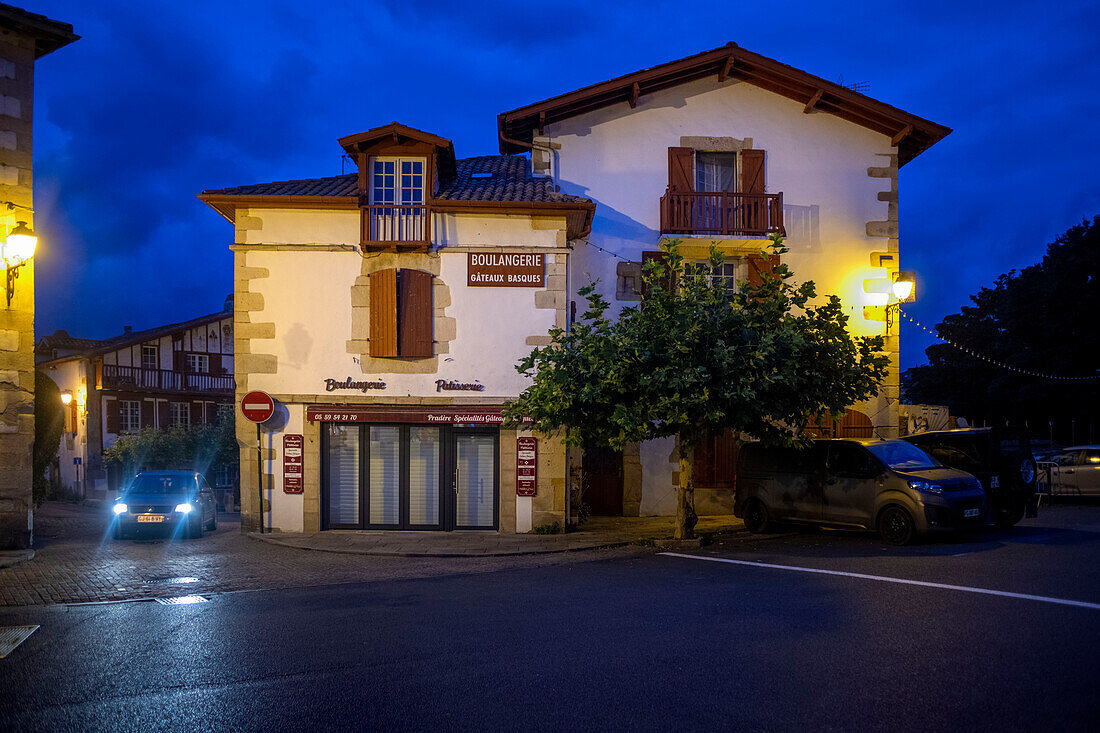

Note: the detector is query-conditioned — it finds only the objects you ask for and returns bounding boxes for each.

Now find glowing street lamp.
[2,220,38,307]
[60,390,73,406]
[892,271,916,302]
[887,270,917,332]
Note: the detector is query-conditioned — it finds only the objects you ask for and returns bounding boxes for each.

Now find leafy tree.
[505,236,888,538]
[33,371,65,506]
[103,405,238,484]
[903,216,1100,440]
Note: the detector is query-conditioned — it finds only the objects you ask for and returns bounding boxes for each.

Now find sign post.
[241,391,275,534]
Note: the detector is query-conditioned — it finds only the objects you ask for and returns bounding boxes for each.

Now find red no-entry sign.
[241,391,275,423]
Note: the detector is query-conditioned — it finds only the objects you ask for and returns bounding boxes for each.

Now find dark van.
[903,428,1037,528]
[734,439,987,545]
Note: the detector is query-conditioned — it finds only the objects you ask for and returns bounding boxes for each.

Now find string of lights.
[899,308,1100,382]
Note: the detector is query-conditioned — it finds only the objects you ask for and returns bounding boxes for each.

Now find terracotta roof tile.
[201,156,591,205]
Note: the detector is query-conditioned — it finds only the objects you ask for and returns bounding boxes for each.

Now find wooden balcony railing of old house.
[660,191,784,237]
[98,364,235,395]
[361,204,431,252]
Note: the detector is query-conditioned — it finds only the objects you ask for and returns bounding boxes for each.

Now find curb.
[245,523,750,558]
[0,549,35,569]
[247,531,635,558]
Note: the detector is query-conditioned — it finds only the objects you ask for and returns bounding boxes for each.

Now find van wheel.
[743,499,770,534]
[994,500,1026,529]
[878,505,915,545]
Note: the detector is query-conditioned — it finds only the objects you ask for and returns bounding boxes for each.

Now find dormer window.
[338,122,458,252]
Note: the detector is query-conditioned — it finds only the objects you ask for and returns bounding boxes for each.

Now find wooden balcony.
[360,204,430,252]
[660,191,784,237]
[98,364,235,395]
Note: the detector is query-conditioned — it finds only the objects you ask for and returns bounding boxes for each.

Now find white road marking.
[660,552,1100,611]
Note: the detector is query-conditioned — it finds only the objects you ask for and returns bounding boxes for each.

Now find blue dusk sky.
[25,0,1100,370]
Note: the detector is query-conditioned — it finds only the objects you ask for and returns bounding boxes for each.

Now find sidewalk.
[250,515,747,557]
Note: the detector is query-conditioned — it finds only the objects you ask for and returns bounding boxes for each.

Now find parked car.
[903,427,1038,528]
[111,471,218,540]
[1043,445,1100,496]
[734,438,986,545]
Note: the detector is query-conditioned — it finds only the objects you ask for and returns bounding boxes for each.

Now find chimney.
[531,136,559,179]
[123,326,132,335]
[224,293,234,313]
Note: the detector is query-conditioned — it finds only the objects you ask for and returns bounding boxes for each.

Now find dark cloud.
[24,0,1100,372]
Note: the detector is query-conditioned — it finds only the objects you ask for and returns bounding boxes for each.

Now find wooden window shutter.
[640,250,674,300]
[158,400,170,430]
[741,149,766,233]
[668,147,694,192]
[369,269,399,357]
[141,400,154,429]
[746,253,781,288]
[106,399,120,434]
[399,269,433,358]
[740,149,766,194]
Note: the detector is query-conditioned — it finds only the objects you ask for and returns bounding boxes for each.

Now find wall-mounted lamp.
[886,270,917,332]
[2,220,38,307]
[60,390,73,406]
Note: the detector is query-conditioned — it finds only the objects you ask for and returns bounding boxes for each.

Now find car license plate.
[990,476,1000,488]
[136,514,165,523]
[963,508,980,518]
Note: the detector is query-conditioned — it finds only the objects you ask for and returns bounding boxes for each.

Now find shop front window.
[321,423,496,531]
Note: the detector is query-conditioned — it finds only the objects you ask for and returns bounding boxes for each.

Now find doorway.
[582,443,624,516]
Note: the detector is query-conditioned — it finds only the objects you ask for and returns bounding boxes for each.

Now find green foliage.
[33,371,66,506]
[504,234,889,451]
[903,216,1100,434]
[531,521,562,535]
[103,405,238,482]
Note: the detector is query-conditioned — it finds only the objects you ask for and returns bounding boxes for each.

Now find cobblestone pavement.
[0,503,641,607]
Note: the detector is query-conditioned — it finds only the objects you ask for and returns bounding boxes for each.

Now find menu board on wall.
[283,434,304,494]
[516,437,537,496]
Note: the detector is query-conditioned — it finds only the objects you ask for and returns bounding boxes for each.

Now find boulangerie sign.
[467,252,545,287]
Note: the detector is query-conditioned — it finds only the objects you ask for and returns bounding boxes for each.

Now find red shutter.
[209,354,222,374]
[746,253,781,289]
[141,399,154,429]
[191,401,204,427]
[369,269,398,357]
[741,149,766,233]
[158,399,170,430]
[399,269,434,358]
[712,430,738,489]
[668,147,694,193]
[740,149,765,194]
[106,399,120,434]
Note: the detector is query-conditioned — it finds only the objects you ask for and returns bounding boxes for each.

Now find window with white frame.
[685,258,745,297]
[170,402,190,428]
[141,345,158,370]
[186,354,209,373]
[370,157,426,241]
[120,401,141,433]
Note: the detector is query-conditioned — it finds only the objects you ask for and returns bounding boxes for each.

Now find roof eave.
[497,43,951,166]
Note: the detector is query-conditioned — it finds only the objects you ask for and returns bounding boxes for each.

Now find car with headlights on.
[735,438,987,545]
[111,471,217,540]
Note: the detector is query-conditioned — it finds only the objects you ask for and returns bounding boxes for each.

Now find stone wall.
[0,31,36,548]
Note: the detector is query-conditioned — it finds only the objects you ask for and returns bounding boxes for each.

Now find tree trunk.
[675,439,698,540]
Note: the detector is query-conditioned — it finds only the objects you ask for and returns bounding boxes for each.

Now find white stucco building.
[200,43,948,534]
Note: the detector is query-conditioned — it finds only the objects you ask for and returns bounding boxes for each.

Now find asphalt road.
[2,504,1098,732]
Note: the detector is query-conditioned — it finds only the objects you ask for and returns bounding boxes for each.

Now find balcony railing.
[361,204,430,251]
[660,191,784,237]
[99,364,235,394]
